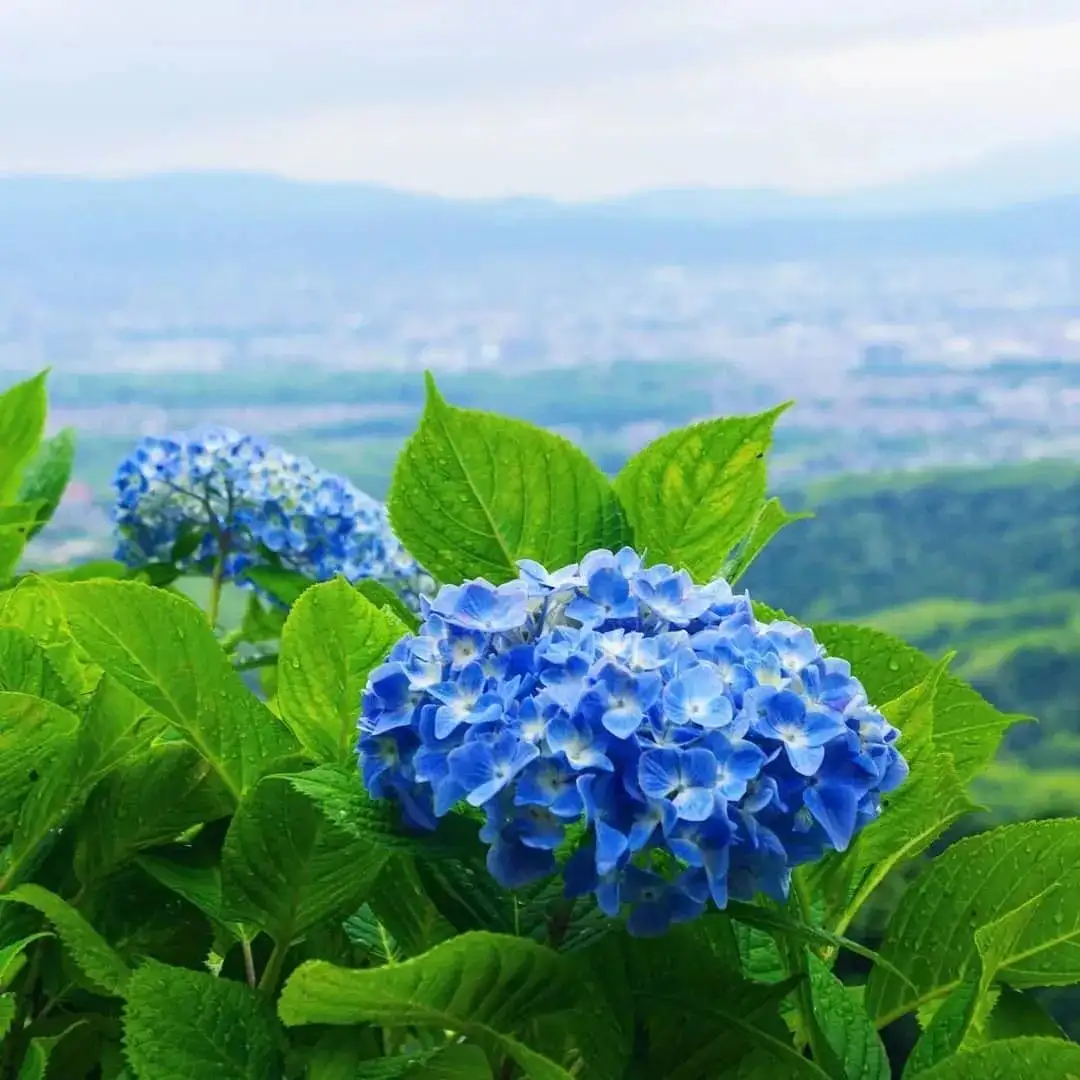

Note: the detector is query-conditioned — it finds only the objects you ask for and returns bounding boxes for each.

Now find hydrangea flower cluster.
[111,427,432,606]
[357,548,908,937]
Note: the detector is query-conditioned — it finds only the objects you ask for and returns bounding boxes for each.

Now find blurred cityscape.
[4,179,1080,564]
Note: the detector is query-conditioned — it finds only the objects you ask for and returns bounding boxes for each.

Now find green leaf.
[122,959,282,1079]
[613,402,790,581]
[824,749,980,940]
[48,579,297,799]
[3,674,165,890]
[279,932,580,1078]
[0,884,130,995]
[388,372,630,585]
[866,819,1080,1027]
[281,762,485,860]
[910,1036,1080,1079]
[34,559,128,583]
[978,987,1066,1042]
[0,693,79,842]
[799,621,1024,783]
[879,654,953,766]
[277,577,407,762]
[342,904,401,964]
[353,579,422,633]
[723,497,811,584]
[16,1020,88,1080]
[367,856,455,958]
[308,1038,490,1080]
[736,922,788,985]
[0,626,77,706]
[74,741,234,886]
[0,932,53,989]
[903,885,1060,1077]
[242,566,312,607]
[16,427,76,540]
[0,576,100,696]
[0,503,43,582]
[0,991,14,1041]
[725,902,913,989]
[808,956,890,1080]
[134,853,248,943]
[220,774,389,943]
[0,370,48,500]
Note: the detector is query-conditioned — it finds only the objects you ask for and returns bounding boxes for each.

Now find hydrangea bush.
[360,552,907,937]
[111,425,431,613]
[0,367,1077,1080]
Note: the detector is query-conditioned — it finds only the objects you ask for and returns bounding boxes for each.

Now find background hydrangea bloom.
[357,548,908,936]
[111,426,432,606]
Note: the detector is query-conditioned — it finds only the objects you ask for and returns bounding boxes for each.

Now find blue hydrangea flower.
[356,549,908,937]
[111,427,432,608]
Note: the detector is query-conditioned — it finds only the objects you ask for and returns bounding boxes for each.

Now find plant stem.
[256,939,288,997]
[241,939,258,989]
[788,881,833,1070]
[207,554,225,629]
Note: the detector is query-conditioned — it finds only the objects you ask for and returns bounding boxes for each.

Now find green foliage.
[122,960,282,1078]
[16,427,76,541]
[613,403,790,582]
[867,820,1080,1028]
[46,579,297,799]
[388,373,631,585]
[277,578,409,762]
[0,366,1077,1079]
[0,371,49,502]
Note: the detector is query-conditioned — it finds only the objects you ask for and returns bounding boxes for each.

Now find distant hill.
[744,459,1080,781]
[3,171,1080,266]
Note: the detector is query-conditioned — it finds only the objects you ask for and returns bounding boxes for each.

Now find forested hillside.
[746,461,1080,820]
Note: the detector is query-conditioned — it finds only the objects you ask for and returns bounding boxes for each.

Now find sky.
[3,0,1080,199]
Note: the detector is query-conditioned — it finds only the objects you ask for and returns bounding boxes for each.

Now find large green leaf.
[74,742,234,886]
[808,956,889,1080]
[279,932,580,1079]
[388,372,630,585]
[912,1036,1080,1079]
[0,503,44,583]
[0,576,100,696]
[353,579,421,633]
[0,370,48,500]
[902,886,1059,1077]
[867,820,1080,1027]
[277,577,408,762]
[613,403,789,582]
[122,959,282,1079]
[798,621,1023,783]
[0,625,76,706]
[16,427,76,540]
[220,774,389,944]
[48,580,297,799]
[2,674,163,890]
[0,884,130,995]
[0,693,79,842]
[281,762,485,860]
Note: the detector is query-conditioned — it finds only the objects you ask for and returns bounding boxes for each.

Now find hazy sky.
[3,0,1080,198]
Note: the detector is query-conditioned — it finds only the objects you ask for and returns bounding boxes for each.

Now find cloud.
[2,1,1080,197]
